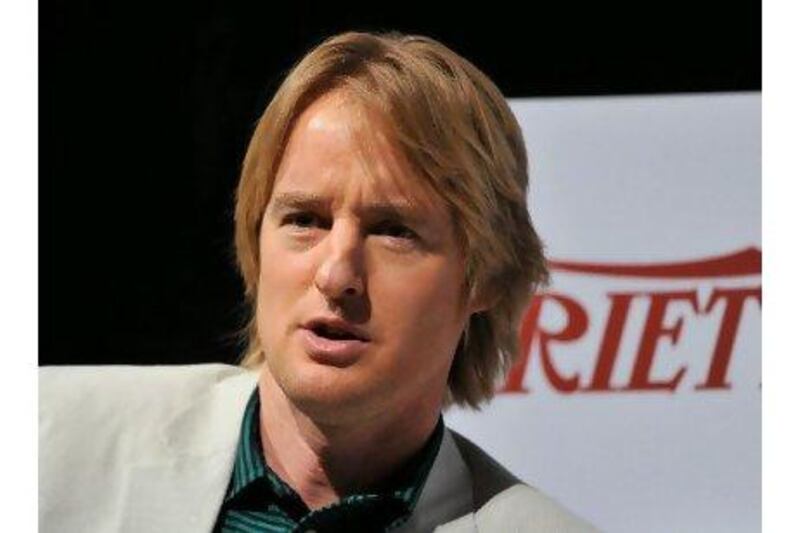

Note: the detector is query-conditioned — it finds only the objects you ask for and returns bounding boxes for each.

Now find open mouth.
[301,319,369,364]
[309,322,367,342]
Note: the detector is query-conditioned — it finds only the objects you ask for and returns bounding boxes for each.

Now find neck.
[257,369,442,510]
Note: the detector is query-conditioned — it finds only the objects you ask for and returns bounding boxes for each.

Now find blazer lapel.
[119,370,258,533]
[398,428,477,532]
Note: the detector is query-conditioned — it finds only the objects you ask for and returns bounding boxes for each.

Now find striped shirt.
[214,389,444,533]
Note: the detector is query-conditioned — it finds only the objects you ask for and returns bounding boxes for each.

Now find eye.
[283,211,325,229]
[373,221,418,240]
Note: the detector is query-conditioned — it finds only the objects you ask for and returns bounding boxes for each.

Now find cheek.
[258,231,315,293]
[256,235,316,339]
[373,258,468,351]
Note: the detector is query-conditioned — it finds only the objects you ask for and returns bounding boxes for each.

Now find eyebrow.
[268,191,429,225]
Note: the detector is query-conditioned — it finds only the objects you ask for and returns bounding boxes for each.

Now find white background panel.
[445,93,761,533]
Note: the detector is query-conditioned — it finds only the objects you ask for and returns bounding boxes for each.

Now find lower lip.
[299,328,369,366]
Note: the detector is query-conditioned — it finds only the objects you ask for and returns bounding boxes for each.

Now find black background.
[40,0,761,366]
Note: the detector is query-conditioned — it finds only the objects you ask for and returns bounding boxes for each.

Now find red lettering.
[501,282,760,396]
[696,286,762,390]
[539,293,589,393]
[585,292,636,391]
[501,293,589,394]
[627,291,700,391]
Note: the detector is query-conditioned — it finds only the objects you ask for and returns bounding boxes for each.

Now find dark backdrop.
[40,0,761,366]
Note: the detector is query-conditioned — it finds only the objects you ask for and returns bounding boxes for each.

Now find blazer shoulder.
[449,430,599,533]
[39,362,248,394]
[475,485,600,533]
[39,364,253,459]
[39,364,256,533]
[40,363,249,412]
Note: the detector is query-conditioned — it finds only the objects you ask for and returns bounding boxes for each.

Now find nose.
[314,221,365,300]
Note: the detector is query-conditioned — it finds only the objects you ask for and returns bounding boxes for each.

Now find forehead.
[272,91,442,213]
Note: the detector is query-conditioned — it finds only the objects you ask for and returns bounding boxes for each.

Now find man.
[40,32,597,532]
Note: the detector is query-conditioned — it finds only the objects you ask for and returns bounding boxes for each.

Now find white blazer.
[39,364,598,532]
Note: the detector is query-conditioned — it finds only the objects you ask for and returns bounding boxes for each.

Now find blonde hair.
[234,31,548,408]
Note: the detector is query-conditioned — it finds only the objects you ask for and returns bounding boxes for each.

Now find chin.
[272,358,384,420]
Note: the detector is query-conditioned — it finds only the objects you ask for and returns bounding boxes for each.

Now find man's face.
[256,91,479,424]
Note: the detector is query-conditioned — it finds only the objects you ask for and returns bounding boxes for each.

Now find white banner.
[445,93,761,533]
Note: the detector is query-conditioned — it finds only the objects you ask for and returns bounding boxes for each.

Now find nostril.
[313,266,364,299]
